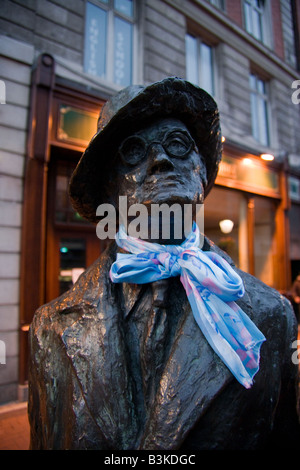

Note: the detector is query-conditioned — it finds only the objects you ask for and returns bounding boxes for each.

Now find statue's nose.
[146,143,174,175]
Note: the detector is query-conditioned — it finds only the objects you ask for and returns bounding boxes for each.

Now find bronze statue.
[28,78,300,450]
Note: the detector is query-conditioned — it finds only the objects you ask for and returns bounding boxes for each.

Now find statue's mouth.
[145,173,183,185]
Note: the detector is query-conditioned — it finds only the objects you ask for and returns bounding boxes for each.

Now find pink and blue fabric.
[109,222,266,389]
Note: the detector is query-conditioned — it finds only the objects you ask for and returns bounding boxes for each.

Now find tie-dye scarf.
[110,222,266,389]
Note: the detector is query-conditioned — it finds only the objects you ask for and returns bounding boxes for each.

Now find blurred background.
[0,0,299,423]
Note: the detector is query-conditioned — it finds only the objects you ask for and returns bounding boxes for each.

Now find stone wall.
[0,35,34,403]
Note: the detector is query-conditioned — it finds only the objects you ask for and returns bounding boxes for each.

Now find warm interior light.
[219,219,234,234]
[21,324,30,332]
[260,153,275,161]
[242,158,253,166]
[221,136,226,143]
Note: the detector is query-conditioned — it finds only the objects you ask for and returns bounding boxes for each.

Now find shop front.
[204,144,290,293]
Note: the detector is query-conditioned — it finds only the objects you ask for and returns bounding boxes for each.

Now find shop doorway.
[45,147,102,303]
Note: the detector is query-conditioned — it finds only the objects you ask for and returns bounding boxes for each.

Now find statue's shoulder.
[239,267,294,321]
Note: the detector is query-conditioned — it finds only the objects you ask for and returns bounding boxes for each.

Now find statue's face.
[115,118,207,208]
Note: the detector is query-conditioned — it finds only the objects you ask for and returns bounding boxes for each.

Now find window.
[243,0,270,45]
[185,34,215,96]
[55,161,89,225]
[249,74,270,146]
[208,0,225,10]
[84,0,135,87]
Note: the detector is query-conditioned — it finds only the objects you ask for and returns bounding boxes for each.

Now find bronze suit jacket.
[28,239,300,450]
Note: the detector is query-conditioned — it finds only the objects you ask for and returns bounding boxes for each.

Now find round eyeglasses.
[118,130,195,166]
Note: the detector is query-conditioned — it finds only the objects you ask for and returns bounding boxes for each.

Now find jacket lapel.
[122,281,144,318]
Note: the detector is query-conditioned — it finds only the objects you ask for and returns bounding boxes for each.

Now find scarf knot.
[110,223,266,389]
[155,251,182,277]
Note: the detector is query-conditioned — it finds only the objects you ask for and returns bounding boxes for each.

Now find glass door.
[59,237,86,295]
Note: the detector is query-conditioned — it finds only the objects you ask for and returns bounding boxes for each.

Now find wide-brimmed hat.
[69,77,222,223]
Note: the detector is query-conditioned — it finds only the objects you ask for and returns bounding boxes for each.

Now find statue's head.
[114,116,207,211]
[69,77,222,223]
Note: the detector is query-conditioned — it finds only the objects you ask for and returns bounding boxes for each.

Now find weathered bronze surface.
[28,78,300,450]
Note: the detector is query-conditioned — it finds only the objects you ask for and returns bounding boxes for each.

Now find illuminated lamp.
[260,153,275,161]
[219,219,234,234]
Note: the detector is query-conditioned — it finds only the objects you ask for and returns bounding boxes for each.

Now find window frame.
[243,0,272,48]
[244,0,264,42]
[185,33,216,97]
[84,0,137,87]
[249,73,270,147]
[208,0,225,10]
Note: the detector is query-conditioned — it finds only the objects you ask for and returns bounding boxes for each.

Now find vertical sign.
[114,17,132,87]
[84,3,107,77]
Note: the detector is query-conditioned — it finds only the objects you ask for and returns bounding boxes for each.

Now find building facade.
[0,0,299,404]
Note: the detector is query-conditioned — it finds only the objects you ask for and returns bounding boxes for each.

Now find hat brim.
[69,78,222,223]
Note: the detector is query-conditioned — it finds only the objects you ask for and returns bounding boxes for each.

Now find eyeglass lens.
[119,131,194,166]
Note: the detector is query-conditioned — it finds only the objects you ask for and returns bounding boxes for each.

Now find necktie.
[110,222,266,389]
